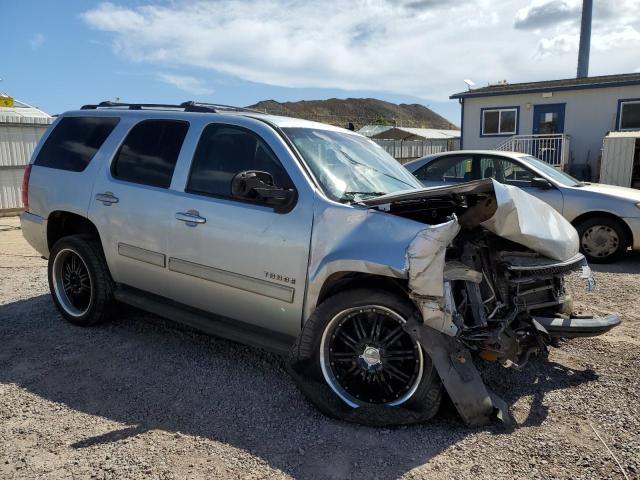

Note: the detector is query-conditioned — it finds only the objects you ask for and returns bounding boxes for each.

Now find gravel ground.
[1,216,638,480]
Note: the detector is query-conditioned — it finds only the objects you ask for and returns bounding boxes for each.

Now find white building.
[451,73,640,180]
[0,96,53,213]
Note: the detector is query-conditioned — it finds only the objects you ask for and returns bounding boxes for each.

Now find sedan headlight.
[636,202,640,209]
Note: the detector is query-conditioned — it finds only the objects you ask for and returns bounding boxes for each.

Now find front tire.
[48,235,115,326]
[576,217,629,263]
[288,289,442,426]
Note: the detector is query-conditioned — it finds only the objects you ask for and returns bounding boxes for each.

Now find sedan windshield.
[522,155,582,187]
[283,128,422,202]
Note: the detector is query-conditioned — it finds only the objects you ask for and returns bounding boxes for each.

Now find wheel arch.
[315,271,410,311]
[47,211,101,250]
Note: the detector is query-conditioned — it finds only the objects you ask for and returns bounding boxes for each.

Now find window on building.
[481,108,517,135]
[112,120,188,188]
[34,116,120,172]
[187,124,292,199]
[619,100,640,130]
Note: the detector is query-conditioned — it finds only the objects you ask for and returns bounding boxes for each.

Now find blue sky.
[3,0,640,124]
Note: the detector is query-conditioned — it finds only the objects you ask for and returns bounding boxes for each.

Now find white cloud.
[536,34,578,58]
[514,0,580,30]
[30,33,45,50]
[157,73,213,95]
[593,25,640,50]
[533,0,640,59]
[82,0,640,100]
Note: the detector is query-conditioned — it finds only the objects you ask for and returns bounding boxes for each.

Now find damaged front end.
[363,179,621,426]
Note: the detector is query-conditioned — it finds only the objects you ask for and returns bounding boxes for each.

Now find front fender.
[304,200,426,321]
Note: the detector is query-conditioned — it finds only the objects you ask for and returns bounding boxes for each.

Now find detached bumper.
[534,314,621,338]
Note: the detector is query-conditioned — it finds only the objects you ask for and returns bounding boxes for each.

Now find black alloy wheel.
[320,305,424,407]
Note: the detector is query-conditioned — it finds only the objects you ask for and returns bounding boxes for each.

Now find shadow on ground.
[590,250,640,274]
[0,295,597,479]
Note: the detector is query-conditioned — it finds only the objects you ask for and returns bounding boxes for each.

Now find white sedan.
[404,150,640,263]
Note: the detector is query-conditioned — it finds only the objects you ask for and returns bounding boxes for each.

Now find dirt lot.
[1,215,639,480]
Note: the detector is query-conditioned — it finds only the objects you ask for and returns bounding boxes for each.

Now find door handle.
[95,192,119,206]
[175,210,206,226]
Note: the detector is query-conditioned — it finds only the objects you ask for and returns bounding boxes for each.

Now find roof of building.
[605,130,640,138]
[0,95,53,125]
[450,73,640,99]
[358,125,460,140]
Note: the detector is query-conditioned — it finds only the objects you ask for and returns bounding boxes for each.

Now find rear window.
[111,120,188,189]
[34,116,120,172]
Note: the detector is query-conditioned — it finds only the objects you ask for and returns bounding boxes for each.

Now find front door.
[166,122,313,337]
[532,103,565,165]
[413,153,477,187]
[479,154,564,213]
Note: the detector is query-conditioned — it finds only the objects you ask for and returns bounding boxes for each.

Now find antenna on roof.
[463,79,475,91]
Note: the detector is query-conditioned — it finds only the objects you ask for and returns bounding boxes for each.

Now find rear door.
[89,118,189,295]
[165,119,314,337]
[29,115,121,220]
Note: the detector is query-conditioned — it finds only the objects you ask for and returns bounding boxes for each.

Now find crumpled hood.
[482,180,579,261]
[363,178,579,261]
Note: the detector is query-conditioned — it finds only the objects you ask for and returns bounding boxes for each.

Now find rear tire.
[576,217,629,263]
[48,235,115,326]
[288,288,442,426]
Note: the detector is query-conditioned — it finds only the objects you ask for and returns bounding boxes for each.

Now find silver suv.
[21,101,620,426]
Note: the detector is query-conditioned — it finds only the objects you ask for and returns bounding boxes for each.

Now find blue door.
[533,103,565,134]
[532,103,565,165]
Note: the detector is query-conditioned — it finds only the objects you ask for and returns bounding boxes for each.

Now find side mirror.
[531,177,552,189]
[231,170,296,212]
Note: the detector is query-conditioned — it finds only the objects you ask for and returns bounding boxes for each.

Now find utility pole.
[576,0,592,78]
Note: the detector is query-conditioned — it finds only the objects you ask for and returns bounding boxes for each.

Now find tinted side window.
[34,116,119,172]
[187,124,292,198]
[112,120,188,188]
[415,155,475,182]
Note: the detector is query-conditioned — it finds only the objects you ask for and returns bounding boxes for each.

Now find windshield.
[522,155,581,187]
[283,128,422,202]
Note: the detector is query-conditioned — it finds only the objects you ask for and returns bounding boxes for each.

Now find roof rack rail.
[80,101,188,110]
[80,100,263,114]
[180,101,263,114]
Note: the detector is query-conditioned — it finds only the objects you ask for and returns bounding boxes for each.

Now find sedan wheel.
[576,217,629,263]
[581,225,619,259]
[581,224,621,260]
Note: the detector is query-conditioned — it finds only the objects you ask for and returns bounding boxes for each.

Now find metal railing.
[495,134,571,169]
